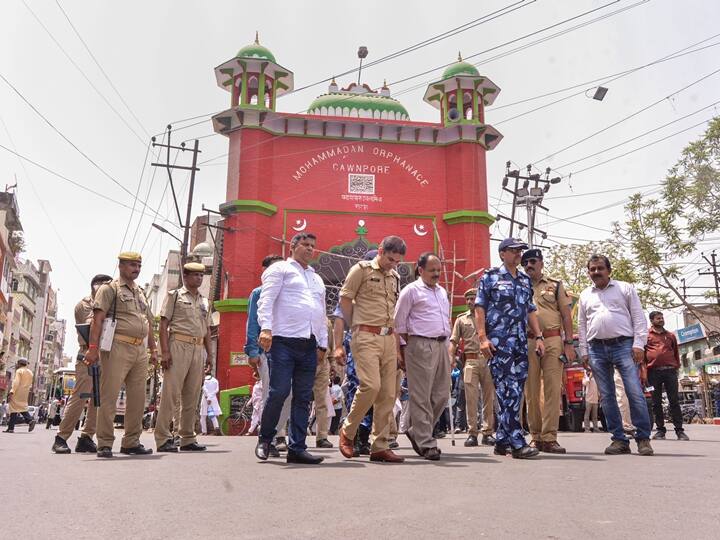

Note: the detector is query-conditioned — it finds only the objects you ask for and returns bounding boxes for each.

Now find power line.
[120,142,152,253]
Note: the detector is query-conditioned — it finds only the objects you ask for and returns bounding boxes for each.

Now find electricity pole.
[699,250,720,304]
[150,125,201,263]
[494,162,561,248]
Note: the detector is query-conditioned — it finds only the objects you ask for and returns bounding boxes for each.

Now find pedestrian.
[254,232,329,465]
[0,400,7,425]
[82,252,158,458]
[245,254,286,455]
[312,318,335,449]
[449,287,497,447]
[200,365,221,435]
[52,274,111,454]
[395,252,451,461]
[583,368,600,432]
[645,311,689,441]
[337,236,406,463]
[578,254,653,456]
[475,238,545,459]
[329,376,344,435]
[249,373,264,435]
[3,358,36,433]
[521,248,576,454]
[154,262,212,453]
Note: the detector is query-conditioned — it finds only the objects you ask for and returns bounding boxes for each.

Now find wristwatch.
[563,339,574,345]
[535,336,544,341]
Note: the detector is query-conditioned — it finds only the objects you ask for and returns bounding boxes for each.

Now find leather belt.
[114,334,144,346]
[411,335,448,342]
[172,333,204,345]
[464,353,479,360]
[589,336,633,346]
[528,329,562,339]
[356,325,394,336]
[650,365,678,371]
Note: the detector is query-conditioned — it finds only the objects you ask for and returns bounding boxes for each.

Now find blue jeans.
[588,337,651,441]
[259,336,317,453]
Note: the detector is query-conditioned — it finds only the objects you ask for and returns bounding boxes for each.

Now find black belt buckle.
[591,336,632,346]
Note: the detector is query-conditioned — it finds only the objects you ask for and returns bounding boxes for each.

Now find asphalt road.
[2,424,718,539]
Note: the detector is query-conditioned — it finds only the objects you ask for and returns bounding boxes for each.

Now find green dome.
[442,60,480,80]
[308,92,410,120]
[236,42,276,63]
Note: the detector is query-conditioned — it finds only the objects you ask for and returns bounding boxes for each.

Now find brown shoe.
[338,427,355,459]
[529,439,541,449]
[541,441,567,454]
[637,439,654,456]
[369,449,405,463]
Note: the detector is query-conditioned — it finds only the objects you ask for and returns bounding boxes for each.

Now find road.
[2,425,718,539]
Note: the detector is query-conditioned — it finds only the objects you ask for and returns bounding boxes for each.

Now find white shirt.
[257,258,328,348]
[578,279,647,356]
[394,278,451,338]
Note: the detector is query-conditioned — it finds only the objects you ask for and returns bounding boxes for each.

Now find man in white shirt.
[578,254,653,456]
[255,233,329,465]
[395,253,452,461]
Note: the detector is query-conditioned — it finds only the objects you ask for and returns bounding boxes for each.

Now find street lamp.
[152,223,183,245]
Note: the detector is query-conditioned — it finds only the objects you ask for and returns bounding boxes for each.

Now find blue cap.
[363,249,378,261]
[498,238,528,253]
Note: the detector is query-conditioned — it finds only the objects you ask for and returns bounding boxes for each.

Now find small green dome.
[236,34,276,63]
[442,60,480,80]
[308,92,410,120]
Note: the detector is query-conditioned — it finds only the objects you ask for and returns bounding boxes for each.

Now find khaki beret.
[183,262,205,273]
[464,288,478,298]
[118,251,142,262]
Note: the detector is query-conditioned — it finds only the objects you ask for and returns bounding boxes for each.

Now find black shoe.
[173,435,181,447]
[423,447,441,461]
[464,435,479,447]
[28,420,36,432]
[287,450,324,464]
[268,444,280,458]
[52,435,71,454]
[75,435,97,453]
[512,445,540,459]
[388,438,400,449]
[180,442,207,452]
[652,431,666,440]
[434,431,446,439]
[493,444,510,456]
[352,438,361,458]
[481,435,496,446]
[676,431,689,441]
[157,439,179,453]
[316,438,333,449]
[358,443,372,456]
[2,429,14,433]
[97,446,113,458]
[255,440,270,461]
[274,437,288,452]
[120,444,153,455]
[406,431,423,457]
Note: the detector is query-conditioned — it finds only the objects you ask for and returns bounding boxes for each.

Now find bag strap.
[108,282,118,322]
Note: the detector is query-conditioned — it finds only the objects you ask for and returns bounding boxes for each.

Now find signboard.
[229,352,248,367]
[705,363,720,375]
[676,323,706,345]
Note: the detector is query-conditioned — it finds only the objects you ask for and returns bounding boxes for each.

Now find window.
[11,278,18,291]
[693,349,702,361]
[713,345,720,355]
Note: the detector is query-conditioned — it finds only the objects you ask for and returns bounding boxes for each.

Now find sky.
[1,0,719,356]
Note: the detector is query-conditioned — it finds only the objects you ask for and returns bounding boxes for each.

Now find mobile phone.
[559,354,568,364]
[644,385,655,392]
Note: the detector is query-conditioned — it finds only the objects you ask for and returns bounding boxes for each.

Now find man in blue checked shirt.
[475,238,545,459]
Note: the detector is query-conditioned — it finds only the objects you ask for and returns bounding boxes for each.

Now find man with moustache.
[254,233,328,465]
[578,254,653,456]
[475,238,545,459]
[521,248,576,454]
[395,252,452,461]
[83,252,158,458]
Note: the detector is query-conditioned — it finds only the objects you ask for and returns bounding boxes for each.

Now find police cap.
[498,238,528,253]
[521,248,543,264]
[118,251,142,262]
[183,262,206,273]
[464,288,478,298]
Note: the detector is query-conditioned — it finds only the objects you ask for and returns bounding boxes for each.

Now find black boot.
[52,435,71,454]
[75,435,97,453]
[357,424,371,455]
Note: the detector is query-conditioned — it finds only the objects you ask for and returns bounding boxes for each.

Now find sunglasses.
[521,258,539,266]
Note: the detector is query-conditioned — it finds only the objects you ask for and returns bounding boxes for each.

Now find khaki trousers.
[405,336,451,450]
[463,358,496,437]
[154,340,204,446]
[57,362,97,441]
[96,341,148,449]
[342,332,397,452]
[313,357,330,440]
[525,336,564,442]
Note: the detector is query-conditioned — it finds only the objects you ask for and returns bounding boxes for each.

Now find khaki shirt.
[74,296,94,348]
[340,258,399,327]
[160,287,210,338]
[9,366,33,413]
[94,278,152,339]
[450,310,480,354]
[532,275,570,331]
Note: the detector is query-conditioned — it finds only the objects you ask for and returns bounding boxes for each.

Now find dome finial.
[458,51,463,62]
[255,31,260,44]
[383,79,388,88]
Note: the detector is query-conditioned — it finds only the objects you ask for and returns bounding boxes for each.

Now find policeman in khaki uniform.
[337,236,406,463]
[449,288,497,447]
[521,248,576,454]
[84,252,158,458]
[155,262,212,452]
[52,274,112,454]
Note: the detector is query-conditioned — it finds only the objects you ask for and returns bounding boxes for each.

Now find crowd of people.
[2,234,696,464]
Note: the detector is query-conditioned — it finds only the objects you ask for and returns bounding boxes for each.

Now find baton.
[88,364,101,407]
[448,390,456,447]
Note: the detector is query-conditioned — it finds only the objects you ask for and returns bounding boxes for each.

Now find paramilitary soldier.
[449,287,497,448]
[338,236,406,463]
[475,238,545,459]
[84,252,158,458]
[52,274,112,454]
[155,262,212,453]
[521,248,576,454]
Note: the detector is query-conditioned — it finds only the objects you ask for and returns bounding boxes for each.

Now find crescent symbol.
[292,219,307,232]
[413,224,428,236]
